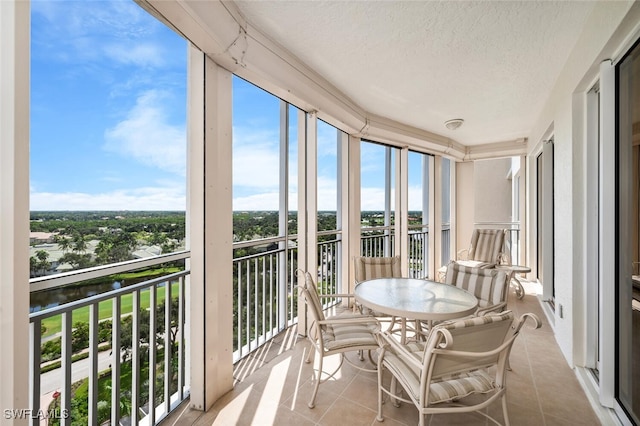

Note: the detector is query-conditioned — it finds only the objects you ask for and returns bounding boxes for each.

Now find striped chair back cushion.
[302,272,326,323]
[429,310,514,378]
[354,256,402,282]
[468,229,505,264]
[447,263,508,309]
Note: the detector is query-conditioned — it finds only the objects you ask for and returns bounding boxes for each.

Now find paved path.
[39,349,112,417]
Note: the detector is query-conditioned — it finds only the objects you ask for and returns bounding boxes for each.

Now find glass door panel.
[617,40,640,423]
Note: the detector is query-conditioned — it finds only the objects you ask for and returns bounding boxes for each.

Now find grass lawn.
[42,279,181,338]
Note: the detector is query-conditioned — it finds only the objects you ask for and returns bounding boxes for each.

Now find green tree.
[35,250,50,275]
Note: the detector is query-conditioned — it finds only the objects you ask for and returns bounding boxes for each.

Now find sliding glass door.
[616,39,640,424]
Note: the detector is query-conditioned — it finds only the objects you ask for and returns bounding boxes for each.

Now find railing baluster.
[132,289,140,424]
[254,257,259,348]
[164,280,171,415]
[178,277,185,400]
[111,296,121,425]
[246,259,250,355]
[262,255,267,340]
[237,260,242,356]
[149,284,157,425]
[88,303,98,425]
[61,311,72,426]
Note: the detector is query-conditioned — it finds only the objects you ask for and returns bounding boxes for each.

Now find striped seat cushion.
[323,319,380,351]
[383,343,495,404]
[428,369,495,403]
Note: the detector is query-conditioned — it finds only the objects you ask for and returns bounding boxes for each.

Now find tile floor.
[161,282,604,426]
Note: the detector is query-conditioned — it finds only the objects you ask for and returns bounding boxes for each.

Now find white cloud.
[103,43,165,68]
[31,185,185,211]
[104,90,185,176]
[360,187,387,211]
[233,192,280,211]
[233,143,280,189]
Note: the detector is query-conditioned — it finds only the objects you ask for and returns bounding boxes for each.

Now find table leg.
[512,276,525,299]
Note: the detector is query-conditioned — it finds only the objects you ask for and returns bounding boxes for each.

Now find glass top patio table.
[354,277,478,323]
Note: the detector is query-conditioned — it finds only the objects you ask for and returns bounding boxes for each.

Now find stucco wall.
[474,158,513,223]
[527,0,637,368]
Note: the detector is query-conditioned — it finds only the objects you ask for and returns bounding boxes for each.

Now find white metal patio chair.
[375,310,541,426]
[437,228,508,282]
[297,270,380,408]
[354,256,419,339]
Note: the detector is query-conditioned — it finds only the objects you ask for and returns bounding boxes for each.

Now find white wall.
[527,0,637,366]
[474,158,513,223]
[455,162,475,254]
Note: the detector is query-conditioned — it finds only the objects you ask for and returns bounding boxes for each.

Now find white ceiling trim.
[141,0,543,160]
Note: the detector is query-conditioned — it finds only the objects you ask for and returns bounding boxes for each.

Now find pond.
[29,275,169,313]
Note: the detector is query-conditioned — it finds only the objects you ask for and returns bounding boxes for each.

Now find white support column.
[433,156,443,272]
[306,112,318,278]
[399,148,409,272]
[296,109,308,335]
[449,159,457,261]
[187,47,233,411]
[427,155,436,279]
[278,101,289,328]
[338,132,350,293]
[518,155,527,266]
[346,136,362,293]
[0,1,30,422]
[297,111,318,336]
[384,147,392,256]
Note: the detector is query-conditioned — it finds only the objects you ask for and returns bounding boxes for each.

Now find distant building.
[29,231,57,245]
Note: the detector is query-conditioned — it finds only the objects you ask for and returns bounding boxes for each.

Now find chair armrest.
[318,293,356,300]
[375,331,424,370]
[511,312,542,334]
[317,316,379,327]
[476,301,507,317]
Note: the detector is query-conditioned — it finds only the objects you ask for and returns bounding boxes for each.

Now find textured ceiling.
[233,1,596,146]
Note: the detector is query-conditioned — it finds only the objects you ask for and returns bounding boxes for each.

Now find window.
[360,141,398,257]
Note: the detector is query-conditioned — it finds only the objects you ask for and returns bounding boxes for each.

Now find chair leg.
[305,343,314,364]
[502,394,510,426]
[376,362,384,422]
[390,376,400,407]
[308,352,323,408]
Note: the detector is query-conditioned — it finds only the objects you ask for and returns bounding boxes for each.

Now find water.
[30,278,140,313]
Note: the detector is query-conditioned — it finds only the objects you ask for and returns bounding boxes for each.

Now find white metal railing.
[232,239,298,362]
[408,226,429,278]
[29,252,189,426]
[361,225,395,257]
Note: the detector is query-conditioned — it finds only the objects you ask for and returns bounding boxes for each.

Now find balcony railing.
[408,226,429,278]
[29,251,190,426]
[232,237,299,362]
[361,226,395,257]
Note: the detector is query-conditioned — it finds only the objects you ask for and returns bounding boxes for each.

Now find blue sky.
[30,0,427,212]
[31,0,187,211]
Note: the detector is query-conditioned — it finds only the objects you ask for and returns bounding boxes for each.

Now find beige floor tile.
[317,397,378,426]
[161,291,602,426]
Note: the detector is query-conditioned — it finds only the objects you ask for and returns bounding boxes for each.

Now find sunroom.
[3,0,640,425]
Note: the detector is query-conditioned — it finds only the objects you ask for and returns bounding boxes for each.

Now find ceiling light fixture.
[445,118,464,130]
